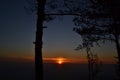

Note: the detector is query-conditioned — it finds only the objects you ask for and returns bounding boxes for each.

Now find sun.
[57,58,64,64]
[58,60,63,64]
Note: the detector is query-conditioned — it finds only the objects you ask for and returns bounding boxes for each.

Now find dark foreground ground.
[0,60,116,80]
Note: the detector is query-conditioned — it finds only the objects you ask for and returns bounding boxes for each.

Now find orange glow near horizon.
[43,57,87,64]
[0,56,116,64]
[43,57,116,64]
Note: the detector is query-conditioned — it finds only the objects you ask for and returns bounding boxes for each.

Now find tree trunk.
[35,0,46,80]
[114,30,120,80]
[114,29,120,64]
[86,48,92,80]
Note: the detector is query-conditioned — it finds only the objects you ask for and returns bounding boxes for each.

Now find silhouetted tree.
[75,35,101,80]
[34,0,46,80]
[73,0,120,80]
[74,0,120,62]
[25,0,84,80]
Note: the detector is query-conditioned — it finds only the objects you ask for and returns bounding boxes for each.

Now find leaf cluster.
[73,0,120,50]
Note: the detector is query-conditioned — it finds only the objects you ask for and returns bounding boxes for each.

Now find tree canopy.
[73,0,120,55]
[73,1,120,79]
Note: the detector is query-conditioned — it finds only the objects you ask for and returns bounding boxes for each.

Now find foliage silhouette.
[73,0,120,80]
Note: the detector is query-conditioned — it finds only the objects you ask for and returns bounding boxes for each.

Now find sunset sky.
[0,0,117,64]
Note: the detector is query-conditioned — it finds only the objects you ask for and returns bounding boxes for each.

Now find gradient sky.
[0,0,117,63]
